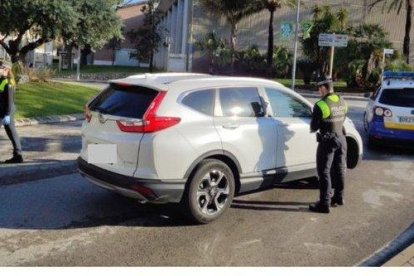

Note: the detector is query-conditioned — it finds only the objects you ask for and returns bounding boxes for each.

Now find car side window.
[182,89,215,116]
[219,87,264,117]
[264,88,312,118]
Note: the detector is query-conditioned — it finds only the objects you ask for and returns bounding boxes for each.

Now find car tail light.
[374,106,393,118]
[84,105,92,123]
[116,91,181,133]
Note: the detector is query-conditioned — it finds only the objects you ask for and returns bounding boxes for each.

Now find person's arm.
[310,104,322,133]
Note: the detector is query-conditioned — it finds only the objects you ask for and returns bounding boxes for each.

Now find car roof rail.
[382,71,414,84]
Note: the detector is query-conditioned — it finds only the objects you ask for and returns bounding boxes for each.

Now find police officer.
[0,60,23,163]
[309,76,347,213]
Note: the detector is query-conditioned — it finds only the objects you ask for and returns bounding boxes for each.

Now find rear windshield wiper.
[93,106,109,114]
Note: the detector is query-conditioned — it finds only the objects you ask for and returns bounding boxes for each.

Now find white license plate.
[399,116,414,123]
[87,144,117,164]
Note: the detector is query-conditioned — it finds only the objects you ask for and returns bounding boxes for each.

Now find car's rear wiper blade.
[94,106,109,114]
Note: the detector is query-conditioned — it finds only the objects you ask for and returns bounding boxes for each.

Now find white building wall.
[154,0,189,72]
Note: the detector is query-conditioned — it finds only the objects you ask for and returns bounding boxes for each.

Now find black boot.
[331,197,344,207]
[309,201,330,214]
[4,154,24,164]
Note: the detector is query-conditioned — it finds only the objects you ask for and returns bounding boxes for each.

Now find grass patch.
[54,65,151,77]
[15,82,100,119]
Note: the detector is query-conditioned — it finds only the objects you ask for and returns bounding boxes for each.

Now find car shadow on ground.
[231,179,318,213]
[362,143,414,162]
[231,199,311,213]
[0,177,320,230]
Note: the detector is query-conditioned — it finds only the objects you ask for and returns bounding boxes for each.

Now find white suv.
[78,73,362,223]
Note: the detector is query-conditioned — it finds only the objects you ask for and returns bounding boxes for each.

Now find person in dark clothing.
[0,60,23,163]
[309,76,347,214]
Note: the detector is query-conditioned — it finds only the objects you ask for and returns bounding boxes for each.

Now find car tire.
[183,159,235,224]
[346,137,359,169]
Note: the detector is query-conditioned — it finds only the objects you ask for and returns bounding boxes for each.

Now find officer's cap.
[317,76,333,87]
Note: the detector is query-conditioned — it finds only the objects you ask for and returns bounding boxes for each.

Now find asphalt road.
[0,98,413,266]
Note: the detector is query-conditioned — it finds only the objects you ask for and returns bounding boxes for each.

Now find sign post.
[382,48,394,76]
[318,33,348,91]
[291,1,301,90]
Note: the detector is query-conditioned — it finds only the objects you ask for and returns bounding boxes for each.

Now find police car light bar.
[382,71,414,82]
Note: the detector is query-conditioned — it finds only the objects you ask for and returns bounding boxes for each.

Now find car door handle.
[222,123,240,129]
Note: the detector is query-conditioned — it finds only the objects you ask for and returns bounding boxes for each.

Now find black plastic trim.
[183,150,242,179]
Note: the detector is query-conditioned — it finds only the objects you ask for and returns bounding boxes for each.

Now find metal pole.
[76,47,81,81]
[382,49,386,76]
[291,0,301,90]
[329,45,335,78]
[329,46,335,92]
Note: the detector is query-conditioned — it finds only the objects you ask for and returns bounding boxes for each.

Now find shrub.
[345,59,365,88]
[22,67,55,83]
[297,59,316,85]
[385,58,414,72]
[365,68,381,90]
[272,46,293,78]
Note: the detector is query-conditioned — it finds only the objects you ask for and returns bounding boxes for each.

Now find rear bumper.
[368,121,414,146]
[77,157,186,203]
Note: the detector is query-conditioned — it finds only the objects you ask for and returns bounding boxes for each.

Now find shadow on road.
[231,199,311,213]
[0,175,319,230]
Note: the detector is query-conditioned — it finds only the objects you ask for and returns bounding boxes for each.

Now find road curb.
[15,113,83,127]
[383,243,414,266]
[0,160,77,186]
[358,222,414,266]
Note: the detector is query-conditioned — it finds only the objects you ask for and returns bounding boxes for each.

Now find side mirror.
[364,92,371,98]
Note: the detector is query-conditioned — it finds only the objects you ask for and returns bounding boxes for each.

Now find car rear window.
[89,84,157,119]
[182,89,215,116]
[379,88,414,108]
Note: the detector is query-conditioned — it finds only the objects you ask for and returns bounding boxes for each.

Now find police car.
[364,71,414,147]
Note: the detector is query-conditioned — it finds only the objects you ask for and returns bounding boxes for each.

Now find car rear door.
[80,83,158,176]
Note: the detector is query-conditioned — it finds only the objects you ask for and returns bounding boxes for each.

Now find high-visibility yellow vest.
[0,79,8,93]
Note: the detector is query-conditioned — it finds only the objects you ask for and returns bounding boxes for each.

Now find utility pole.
[291,0,301,90]
[76,47,81,81]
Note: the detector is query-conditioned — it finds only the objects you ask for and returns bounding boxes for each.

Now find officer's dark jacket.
[0,77,13,118]
[310,93,347,135]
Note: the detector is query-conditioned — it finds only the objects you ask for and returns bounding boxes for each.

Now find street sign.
[280,22,294,40]
[301,21,313,39]
[318,33,348,47]
[384,48,394,55]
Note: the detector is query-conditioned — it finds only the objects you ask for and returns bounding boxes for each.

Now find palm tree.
[369,0,413,64]
[200,0,262,73]
[259,0,295,69]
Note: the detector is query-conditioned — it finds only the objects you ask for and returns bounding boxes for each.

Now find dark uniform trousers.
[1,105,22,156]
[316,133,347,205]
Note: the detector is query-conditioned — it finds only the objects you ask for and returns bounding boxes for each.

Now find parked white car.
[78,73,363,223]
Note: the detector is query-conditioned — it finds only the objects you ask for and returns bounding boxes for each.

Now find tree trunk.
[267,9,275,69]
[403,0,412,64]
[230,23,236,75]
[149,47,154,73]
[112,47,116,66]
